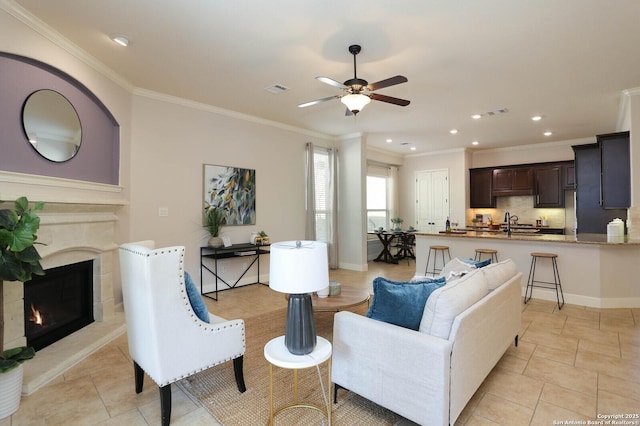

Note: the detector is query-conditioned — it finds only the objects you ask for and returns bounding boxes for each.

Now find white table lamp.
[269,240,329,355]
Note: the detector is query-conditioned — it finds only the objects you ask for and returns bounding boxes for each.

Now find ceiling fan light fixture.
[341,93,370,114]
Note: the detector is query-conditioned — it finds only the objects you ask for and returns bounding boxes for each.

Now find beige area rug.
[178,307,402,425]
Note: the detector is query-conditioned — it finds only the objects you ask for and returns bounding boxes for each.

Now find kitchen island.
[415,231,640,308]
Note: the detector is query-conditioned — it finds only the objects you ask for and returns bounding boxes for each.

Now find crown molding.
[2,0,135,92]
[133,88,334,141]
[617,87,640,131]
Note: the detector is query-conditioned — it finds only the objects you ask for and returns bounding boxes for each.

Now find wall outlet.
[158,207,169,217]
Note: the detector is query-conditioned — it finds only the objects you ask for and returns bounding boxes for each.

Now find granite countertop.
[415,231,640,245]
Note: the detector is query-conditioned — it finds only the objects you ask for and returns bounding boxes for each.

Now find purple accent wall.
[0,53,119,185]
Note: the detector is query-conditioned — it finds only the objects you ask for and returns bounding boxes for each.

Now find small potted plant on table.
[391,217,403,232]
[204,207,224,248]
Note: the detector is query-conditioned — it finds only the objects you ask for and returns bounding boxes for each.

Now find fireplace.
[24,260,95,351]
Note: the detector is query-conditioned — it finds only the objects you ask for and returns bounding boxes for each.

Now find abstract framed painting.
[203,164,256,225]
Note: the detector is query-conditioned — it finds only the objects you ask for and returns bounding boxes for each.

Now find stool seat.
[530,252,557,258]
[474,248,498,263]
[525,252,564,309]
[425,246,451,277]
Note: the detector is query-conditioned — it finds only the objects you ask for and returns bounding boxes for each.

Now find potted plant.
[204,207,224,248]
[391,217,403,232]
[0,197,43,418]
[258,230,269,245]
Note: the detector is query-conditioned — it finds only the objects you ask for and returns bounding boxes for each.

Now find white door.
[415,169,449,233]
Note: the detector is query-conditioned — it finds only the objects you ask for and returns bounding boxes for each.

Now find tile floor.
[4,260,639,425]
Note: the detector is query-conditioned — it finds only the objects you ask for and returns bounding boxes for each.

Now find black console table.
[200,243,270,301]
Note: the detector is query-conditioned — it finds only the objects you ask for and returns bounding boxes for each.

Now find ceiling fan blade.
[369,93,411,107]
[367,75,408,91]
[298,95,341,108]
[316,76,347,89]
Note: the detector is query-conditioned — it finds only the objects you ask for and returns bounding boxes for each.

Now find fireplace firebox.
[24,260,94,351]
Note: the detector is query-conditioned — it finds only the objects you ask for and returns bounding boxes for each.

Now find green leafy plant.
[258,230,268,238]
[203,207,223,237]
[0,197,45,283]
[0,346,35,373]
[390,217,403,224]
[0,196,44,362]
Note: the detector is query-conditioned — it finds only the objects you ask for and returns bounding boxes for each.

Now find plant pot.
[208,236,223,248]
[0,363,23,419]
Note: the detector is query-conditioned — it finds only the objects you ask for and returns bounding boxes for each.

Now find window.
[367,175,388,231]
[367,161,398,232]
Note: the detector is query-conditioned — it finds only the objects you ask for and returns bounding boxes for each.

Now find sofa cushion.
[419,268,489,339]
[438,258,477,281]
[367,277,446,330]
[185,271,210,323]
[481,258,519,291]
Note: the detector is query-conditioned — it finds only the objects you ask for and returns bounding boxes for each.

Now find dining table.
[369,231,408,264]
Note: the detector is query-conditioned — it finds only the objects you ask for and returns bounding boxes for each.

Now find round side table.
[263,335,332,425]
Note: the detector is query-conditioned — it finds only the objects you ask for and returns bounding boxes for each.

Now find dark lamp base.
[284,293,317,355]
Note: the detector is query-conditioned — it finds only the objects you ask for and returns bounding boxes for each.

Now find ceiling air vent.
[264,84,289,94]
[486,108,509,116]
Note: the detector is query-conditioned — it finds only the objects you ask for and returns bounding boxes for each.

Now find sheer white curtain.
[305,143,339,268]
[305,143,316,241]
[388,165,399,221]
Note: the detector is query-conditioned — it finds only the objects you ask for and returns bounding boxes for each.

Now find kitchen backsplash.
[467,194,575,231]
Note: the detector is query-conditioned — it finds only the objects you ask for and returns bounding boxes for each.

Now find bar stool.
[425,245,451,277]
[474,248,498,263]
[525,252,564,309]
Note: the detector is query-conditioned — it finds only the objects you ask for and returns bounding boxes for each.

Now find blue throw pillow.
[463,258,492,268]
[366,277,446,330]
[185,271,210,323]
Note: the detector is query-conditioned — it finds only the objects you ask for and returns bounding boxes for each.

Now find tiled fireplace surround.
[3,200,126,395]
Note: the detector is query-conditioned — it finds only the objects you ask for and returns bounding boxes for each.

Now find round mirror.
[22,89,82,162]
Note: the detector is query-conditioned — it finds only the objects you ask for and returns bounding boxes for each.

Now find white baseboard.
[521,287,640,308]
[338,262,368,272]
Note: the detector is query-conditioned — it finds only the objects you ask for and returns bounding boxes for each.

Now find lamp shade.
[269,240,329,294]
[340,93,371,113]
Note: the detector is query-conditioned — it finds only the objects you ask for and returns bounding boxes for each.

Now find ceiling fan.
[298,44,410,115]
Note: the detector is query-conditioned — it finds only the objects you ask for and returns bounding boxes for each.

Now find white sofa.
[331,259,522,426]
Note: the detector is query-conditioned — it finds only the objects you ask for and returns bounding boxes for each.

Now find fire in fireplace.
[24,260,94,351]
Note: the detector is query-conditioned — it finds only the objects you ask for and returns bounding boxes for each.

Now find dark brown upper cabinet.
[491,167,534,196]
[534,165,563,208]
[599,131,630,209]
[469,168,496,208]
[563,163,575,189]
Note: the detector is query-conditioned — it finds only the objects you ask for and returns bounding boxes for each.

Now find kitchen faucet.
[504,211,512,236]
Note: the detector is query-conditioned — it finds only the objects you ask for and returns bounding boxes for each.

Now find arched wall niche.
[0,52,120,185]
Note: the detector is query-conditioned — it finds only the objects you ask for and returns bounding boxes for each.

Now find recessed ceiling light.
[112,34,130,47]
[410,146,417,151]
[544,131,553,136]
[531,116,542,121]
[386,139,392,143]
[450,129,458,134]
[472,141,479,145]
[471,114,482,120]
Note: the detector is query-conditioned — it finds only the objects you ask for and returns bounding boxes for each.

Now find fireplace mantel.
[0,170,127,207]
[1,176,127,394]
